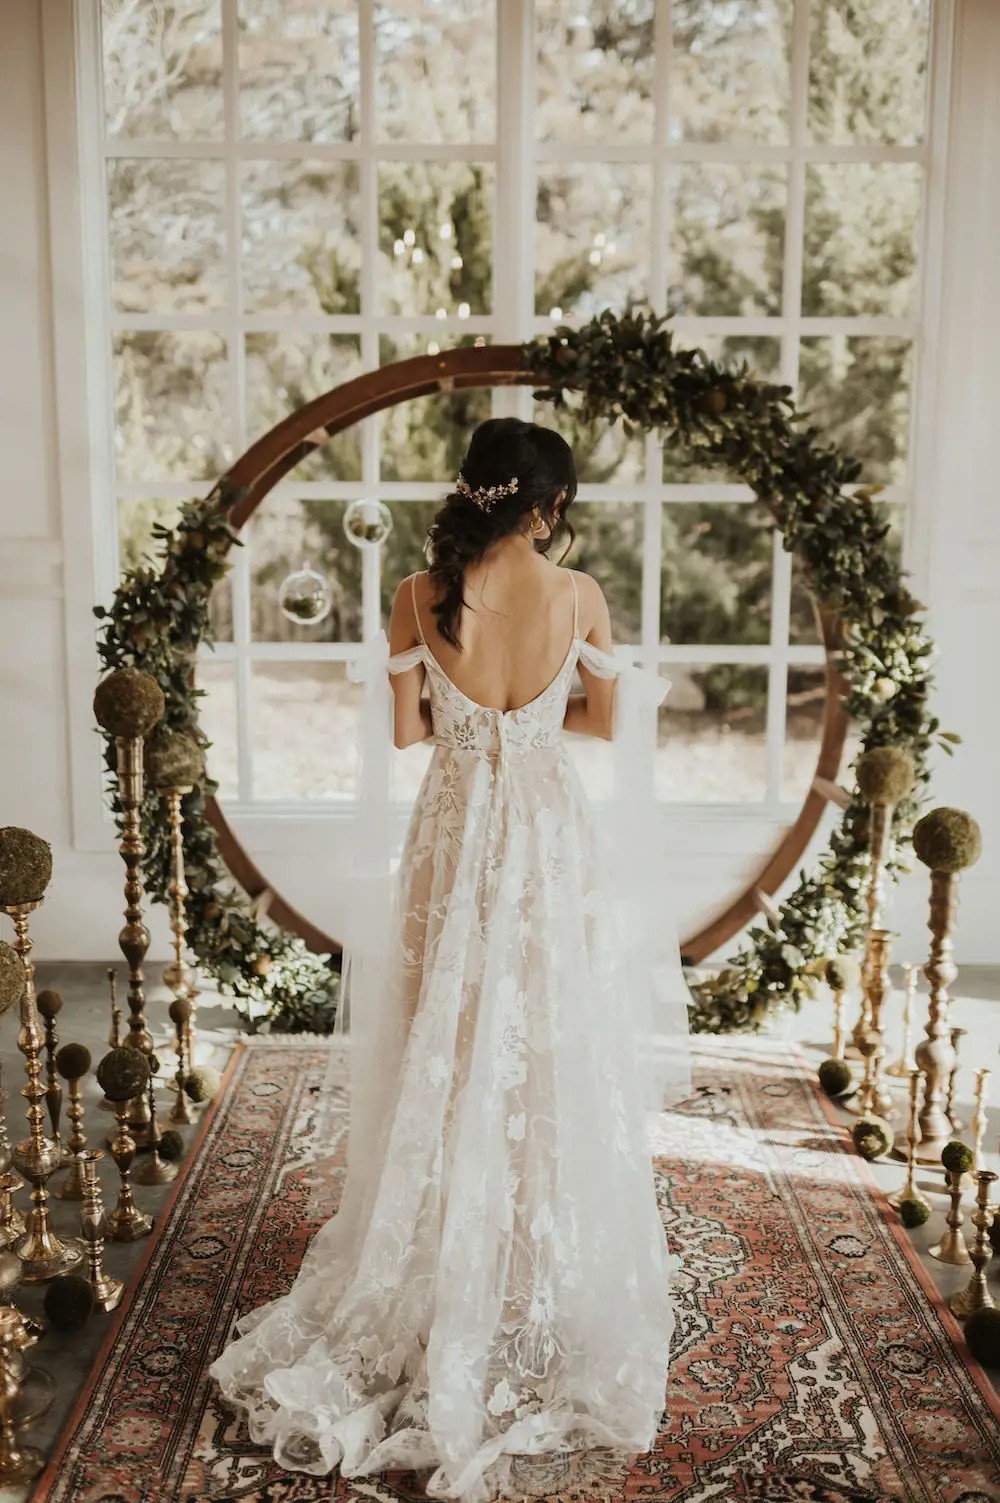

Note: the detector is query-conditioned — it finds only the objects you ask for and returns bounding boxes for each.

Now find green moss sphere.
[43,1274,95,1332]
[818,1057,854,1097]
[941,1139,974,1174]
[965,1308,1000,1369]
[55,1041,91,1080]
[851,1116,894,1160]
[898,1196,931,1229]
[158,1129,185,1163]
[35,988,63,1021]
[168,995,193,1026]
[912,807,982,874]
[183,1065,221,1104]
[96,1045,150,1102]
[856,746,917,806]
[824,955,862,993]
[93,667,165,739]
[0,827,53,906]
[0,942,25,1017]
[144,731,204,791]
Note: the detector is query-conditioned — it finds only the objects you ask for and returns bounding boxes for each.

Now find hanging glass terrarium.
[343,498,393,548]
[277,562,333,626]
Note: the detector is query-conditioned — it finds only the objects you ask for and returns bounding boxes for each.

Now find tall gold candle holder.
[145,733,205,1067]
[78,1150,124,1312]
[970,1067,990,1175]
[888,1069,930,1213]
[96,1046,154,1243]
[34,989,70,1167]
[887,963,919,1077]
[945,1026,966,1132]
[863,928,895,1120]
[0,897,85,1282]
[162,785,195,1021]
[52,1044,91,1202]
[0,954,27,1250]
[929,1168,972,1266]
[134,1052,178,1188]
[950,1169,997,1318]
[167,995,194,1126]
[98,968,123,1115]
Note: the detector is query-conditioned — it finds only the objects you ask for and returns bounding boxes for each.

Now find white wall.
[0,0,997,970]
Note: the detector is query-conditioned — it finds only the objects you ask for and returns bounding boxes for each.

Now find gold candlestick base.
[950,1170,998,1319]
[78,1151,124,1313]
[104,1100,152,1243]
[929,1169,971,1266]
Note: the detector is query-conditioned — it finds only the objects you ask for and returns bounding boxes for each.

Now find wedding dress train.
[208,571,691,1503]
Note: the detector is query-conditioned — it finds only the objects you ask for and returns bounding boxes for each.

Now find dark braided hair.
[425,417,577,649]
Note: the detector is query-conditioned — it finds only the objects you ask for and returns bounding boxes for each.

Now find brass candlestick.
[162,787,197,1056]
[0,1250,43,1348]
[52,1046,90,1202]
[134,1053,178,1188]
[78,1151,124,1312]
[0,1063,25,1251]
[970,1067,990,1175]
[950,1169,997,1318]
[945,1026,966,1132]
[98,968,124,1115]
[888,1069,931,1213]
[863,929,895,1120]
[34,990,70,1166]
[115,737,155,1139]
[848,1035,879,1119]
[929,1167,971,1266]
[910,871,961,1163]
[167,995,194,1126]
[831,987,847,1061]
[887,963,919,1077]
[1,902,84,1281]
[105,1096,152,1242]
[0,1308,45,1483]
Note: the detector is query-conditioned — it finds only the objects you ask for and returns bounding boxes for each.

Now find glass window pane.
[108,160,226,314]
[661,503,772,646]
[379,163,493,316]
[808,0,931,145]
[803,164,922,317]
[244,334,364,480]
[375,2,495,143]
[378,337,491,483]
[656,665,768,801]
[782,665,862,804]
[242,160,361,314]
[790,502,904,644]
[671,0,792,143]
[102,0,223,139]
[541,400,645,485]
[798,338,913,486]
[379,502,440,622]
[250,663,362,799]
[536,165,652,318]
[118,497,233,642]
[248,496,361,642]
[561,501,643,645]
[196,659,238,800]
[113,332,230,482]
[666,164,786,317]
[535,1,655,143]
[238,0,360,142]
[662,337,781,483]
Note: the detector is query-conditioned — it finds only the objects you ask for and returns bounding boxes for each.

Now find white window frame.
[43,0,955,850]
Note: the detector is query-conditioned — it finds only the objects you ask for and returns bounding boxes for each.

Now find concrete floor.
[0,959,997,1497]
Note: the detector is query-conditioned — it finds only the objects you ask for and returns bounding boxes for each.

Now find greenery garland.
[95,307,950,1034]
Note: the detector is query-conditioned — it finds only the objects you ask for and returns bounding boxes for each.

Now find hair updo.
[425,417,577,648]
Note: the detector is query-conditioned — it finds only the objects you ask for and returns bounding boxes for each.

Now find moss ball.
[55,1041,91,1080]
[168,995,193,1026]
[941,1139,974,1174]
[96,1045,150,1102]
[0,827,53,906]
[818,1057,854,1097]
[93,667,165,739]
[851,1116,894,1160]
[824,955,862,993]
[898,1195,931,1228]
[912,807,982,874]
[35,988,63,1021]
[158,1129,185,1163]
[144,731,204,791]
[965,1308,1000,1369]
[183,1065,221,1104]
[0,942,25,1017]
[43,1274,95,1332]
[855,746,917,805]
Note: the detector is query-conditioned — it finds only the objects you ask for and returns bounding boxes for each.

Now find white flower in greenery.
[872,676,896,701]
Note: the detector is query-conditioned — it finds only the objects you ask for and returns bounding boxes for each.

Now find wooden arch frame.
[203,343,849,965]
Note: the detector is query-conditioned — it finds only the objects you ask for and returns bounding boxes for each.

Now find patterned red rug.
[34,1037,1000,1503]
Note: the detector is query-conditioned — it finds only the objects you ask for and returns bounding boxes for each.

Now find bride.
[208,416,693,1502]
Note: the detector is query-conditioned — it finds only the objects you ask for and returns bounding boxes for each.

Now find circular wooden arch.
[202,343,849,965]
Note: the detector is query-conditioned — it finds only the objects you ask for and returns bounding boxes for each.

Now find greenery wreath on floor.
[95,307,949,1034]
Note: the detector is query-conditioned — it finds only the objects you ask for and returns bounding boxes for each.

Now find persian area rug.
[34,1036,1000,1503]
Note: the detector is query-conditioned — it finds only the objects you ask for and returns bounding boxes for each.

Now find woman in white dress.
[208,417,692,1503]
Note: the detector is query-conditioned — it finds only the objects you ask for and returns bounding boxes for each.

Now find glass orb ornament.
[278,562,333,626]
[343,498,393,549]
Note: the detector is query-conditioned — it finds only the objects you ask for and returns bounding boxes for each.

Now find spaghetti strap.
[410,572,426,644]
[569,570,579,640]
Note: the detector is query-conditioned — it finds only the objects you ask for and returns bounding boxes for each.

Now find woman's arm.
[562,572,616,740]
[388,575,434,749]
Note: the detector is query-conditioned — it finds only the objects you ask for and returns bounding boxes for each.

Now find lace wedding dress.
[208,570,691,1503]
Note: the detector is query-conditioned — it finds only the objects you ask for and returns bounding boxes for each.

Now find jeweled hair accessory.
[454,472,519,512]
